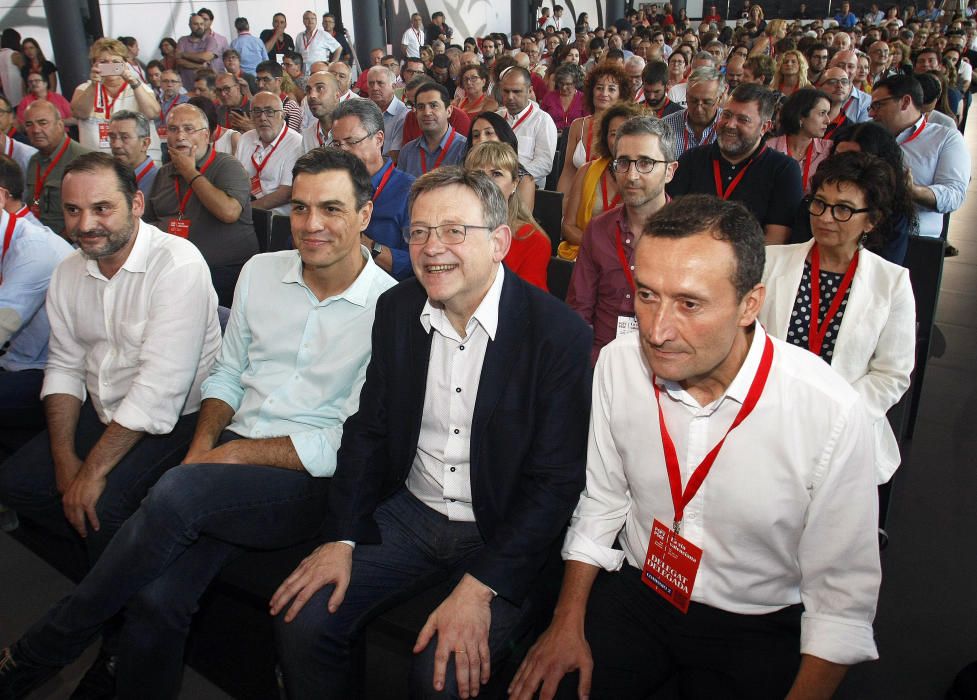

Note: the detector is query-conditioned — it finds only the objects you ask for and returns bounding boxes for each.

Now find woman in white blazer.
[760,152,916,484]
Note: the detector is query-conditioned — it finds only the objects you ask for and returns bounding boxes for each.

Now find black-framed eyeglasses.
[610,157,671,174]
[820,77,851,87]
[249,108,282,118]
[867,96,897,113]
[330,131,376,149]
[402,223,491,245]
[807,196,872,222]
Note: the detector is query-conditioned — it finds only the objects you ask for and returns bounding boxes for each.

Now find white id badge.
[616,315,638,338]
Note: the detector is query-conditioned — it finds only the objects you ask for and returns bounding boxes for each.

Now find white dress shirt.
[406,265,504,521]
[897,114,972,237]
[301,121,332,152]
[563,326,881,666]
[235,124,305,216]
[42,219,221,434]
[401,27,423,58]
[1,133,37,177]
[504,101,558,188]
[76,80,163,164]
[297,29,341,71]
[760,240,916,483]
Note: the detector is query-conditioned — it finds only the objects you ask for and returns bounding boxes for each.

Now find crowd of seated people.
[0,1,972,696]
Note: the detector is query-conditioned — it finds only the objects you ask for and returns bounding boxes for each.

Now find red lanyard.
[13,205,28,218]
[419,128,456,173]
[32,137,70,204]
[614,223,635,291]
[161,96,181,124]
[655,97,671,118]
[97,83,125,119]
[173,148,216,218]
[302,30,318,49]
[899,116,927,145]
[251,126,289,177]
[654,334,774,531]
[510,104,535,131]
[372,161,394,201]
[788,140,814,191]
[0,212,16,284]
[712,146,765,200]
[461,94,485,112]
[601,169,621,211]
[135,159,154,185]
[316,123,326,146]
[808,246,858,356]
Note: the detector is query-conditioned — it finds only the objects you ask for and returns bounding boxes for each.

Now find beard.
[73,212,136,260]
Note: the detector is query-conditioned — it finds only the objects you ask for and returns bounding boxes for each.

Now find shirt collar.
[371,158,394,185]
[421,126,454,154]
[656,324,769,410]
[507,102,533,122]
[896,113,926,140]
[420,263,504,341]
[258,123,288,151]
[137,156,155,172]
[281,246,382,308]
[85,218,149,279]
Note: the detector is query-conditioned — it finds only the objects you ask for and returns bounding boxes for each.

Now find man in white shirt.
[0,95,37,175]
[367,65,408,159]
[329,61,358,104]
[871,74,971,240]
[235,92,304,215]
[401,13,425,60]
[510,194,881,700]
[0,152,220,569]
[297,9,341,72]
[302,70,340,151]
[499,66,558,188]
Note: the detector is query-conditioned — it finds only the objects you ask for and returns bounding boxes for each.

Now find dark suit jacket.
[323,266,593,604]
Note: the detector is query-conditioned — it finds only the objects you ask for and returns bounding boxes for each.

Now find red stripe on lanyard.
[0,213,17,285]
[899,116,927,145]
[788,140,814,191]
[251,125,290,177]
[601,169,621,211]
[808,246,858,356]
[511,104,535,131]
[32,137,70,206]
[419,128,456,174]
[614,223,635,291]
[135,159,154,185]
[173,148,217,218]
[372,162,394,202]
[712,146,765,200]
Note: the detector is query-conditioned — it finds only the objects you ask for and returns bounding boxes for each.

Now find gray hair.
[367,64,396,84]
[615,115,677,162]
[332,98,386,136]
[688,65,725,91]
[625,55,647,71]
[110,109,151,139]
[693,50,718,66]
[554,62,585,90]
[167,102,209,129]
[408,166,508,232]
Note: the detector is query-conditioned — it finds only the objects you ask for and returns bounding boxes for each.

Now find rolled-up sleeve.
[798,399,881,665]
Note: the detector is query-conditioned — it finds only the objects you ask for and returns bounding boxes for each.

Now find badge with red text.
[98,121,111,149]
[156,125,167,138]
[167,218,190,238]
[641,518,702,613]
[250,174,262,197]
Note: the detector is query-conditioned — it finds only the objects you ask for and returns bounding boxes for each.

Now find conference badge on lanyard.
[642,519,702,613]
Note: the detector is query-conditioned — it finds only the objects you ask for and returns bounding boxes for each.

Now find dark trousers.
[0,401,197,569]
[15,438,330,700]
[274,488,535,700]
[0,368,46,460]
[554,564,803,700]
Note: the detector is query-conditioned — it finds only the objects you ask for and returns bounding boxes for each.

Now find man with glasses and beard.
[234,92,303,215]
[667,84,803,244]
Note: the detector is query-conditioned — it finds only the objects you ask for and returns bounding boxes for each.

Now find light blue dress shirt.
[201,248,396,476]
[396,127,468,179]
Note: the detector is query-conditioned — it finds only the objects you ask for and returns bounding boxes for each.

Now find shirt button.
[453,428,459,434]
[626,294,631,299]
[459,345,465,350]
[626,239,631,244]
[455,387,461,393]
[450,467,456,472]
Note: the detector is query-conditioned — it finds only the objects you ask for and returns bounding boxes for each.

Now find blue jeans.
[274,488,535,700]
[14,441,330,700]
[0,368,45,459]
[0,400,197,568]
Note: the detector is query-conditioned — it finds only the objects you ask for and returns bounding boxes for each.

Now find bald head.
[830,49,859,80]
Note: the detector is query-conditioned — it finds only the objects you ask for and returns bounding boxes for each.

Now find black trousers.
[555,564,803,700]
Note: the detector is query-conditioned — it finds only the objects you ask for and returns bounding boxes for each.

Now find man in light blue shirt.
[230,16,268,75]
[0,156,73,458]
[0,148,396,699]
[397,83,467,178]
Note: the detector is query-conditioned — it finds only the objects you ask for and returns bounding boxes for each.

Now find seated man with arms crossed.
[0,148,396,699]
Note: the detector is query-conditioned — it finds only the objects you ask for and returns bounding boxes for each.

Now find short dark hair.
[874,73,923,107]
[194,69,217,90]
[292,148,373,210]
[414,82,451,108]
[779,87,831,134]
[187,96,218,133]
[234,17,250,32]
[729,83,779,121]
[146,59,164,71]
[256,60,283,78]
[606,48,626,61]
[809,151,896,252]
[63,152,138,209]
[642,194,765,300]
[642,60,669,85]
[0,154,24,199]
[914,71,942,103]
[284,50,303,68]
[196,7,213,20]
[222,48,240,61]
[465,111,519,155]
[744,54,775,85]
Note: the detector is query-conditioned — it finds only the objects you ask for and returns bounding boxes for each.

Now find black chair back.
[252,208,272,253]
[533,190,564,257]
[547,257,574,301]
[268,214,293,252]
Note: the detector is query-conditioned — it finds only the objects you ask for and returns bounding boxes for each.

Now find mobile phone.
[99,62,126,76]
[229,107,246,116]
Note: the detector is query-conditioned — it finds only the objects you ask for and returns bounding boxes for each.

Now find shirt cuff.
[561,528,628,572]
[800,612,879,665]
[40,372,87,403]
[289,430,339,477]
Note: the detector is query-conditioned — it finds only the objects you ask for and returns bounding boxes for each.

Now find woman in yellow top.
[558,103,644,260]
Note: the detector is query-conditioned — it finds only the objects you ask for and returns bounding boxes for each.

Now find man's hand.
[228,111,254,133]
[170,143,200,181]
[270,541,353,622]
[413,574,494,698]
[183,440,247,465]
[62,471,106,537]
[508,618,592,700]
[53,452,84,494]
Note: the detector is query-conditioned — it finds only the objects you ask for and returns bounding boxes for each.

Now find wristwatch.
[371,240,382,259]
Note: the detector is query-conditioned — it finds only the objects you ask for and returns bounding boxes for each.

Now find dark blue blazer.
[323,266,593,604]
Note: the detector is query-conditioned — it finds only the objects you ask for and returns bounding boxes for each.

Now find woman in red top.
[465,141,550,291]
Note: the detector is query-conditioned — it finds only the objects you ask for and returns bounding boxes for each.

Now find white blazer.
[760,240,916,484]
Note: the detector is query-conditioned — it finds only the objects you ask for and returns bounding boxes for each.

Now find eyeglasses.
[867,96,897,112]
[402,223,490,245]
[167,125,208,135]
[807,196,872,222]
[249,108,282,118]
[331,131,376,149]
[611,157,671,174]
[820,78,851,87]
[215,86,238,94]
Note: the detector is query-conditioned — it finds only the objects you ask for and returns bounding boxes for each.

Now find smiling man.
[397,83,468,178]
[0,148,396,700]
[509,195,881,700]
[234,92,304,216]
[270,166,592,699]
